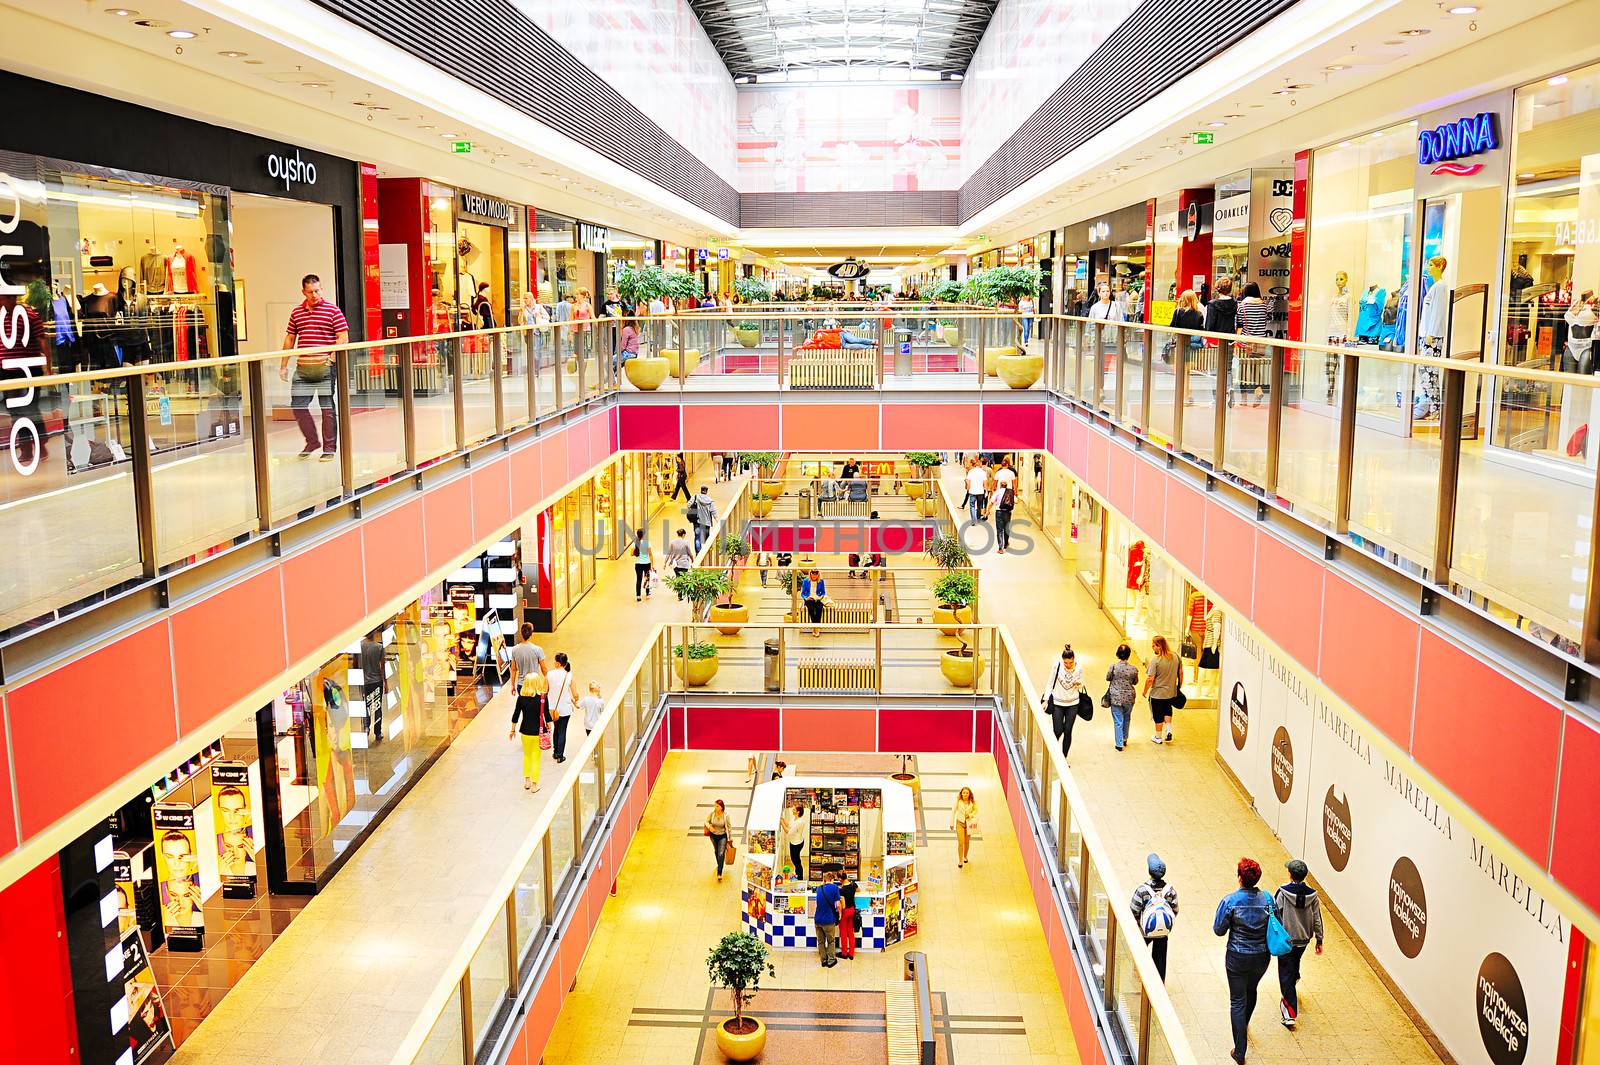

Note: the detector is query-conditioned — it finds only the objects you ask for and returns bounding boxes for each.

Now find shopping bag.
[724,839,738,865]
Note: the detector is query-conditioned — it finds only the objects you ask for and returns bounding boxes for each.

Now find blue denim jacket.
[1212,887,1272,955]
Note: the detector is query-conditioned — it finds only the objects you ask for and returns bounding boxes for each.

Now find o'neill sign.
[1417,111,1499,177]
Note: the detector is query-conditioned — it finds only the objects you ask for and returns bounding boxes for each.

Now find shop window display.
[1075,491,1105,598]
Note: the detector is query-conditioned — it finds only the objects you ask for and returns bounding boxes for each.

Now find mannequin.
[1416,256,1449,418]
[1355,283,1387,344]
[1327,272,1350,342]
[1126,540,1148,592]
[140,242,166,294]
[168,244,197,295]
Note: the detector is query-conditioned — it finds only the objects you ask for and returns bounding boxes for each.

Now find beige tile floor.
[942,469,1443,1065]
[543,750,1078,1065]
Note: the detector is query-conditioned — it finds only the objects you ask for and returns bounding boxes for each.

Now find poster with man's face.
[211,761,257,896]
[151,804,204,949]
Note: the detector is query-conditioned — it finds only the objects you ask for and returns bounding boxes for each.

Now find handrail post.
[778,313,788,389]
[976,316,986,389]
[246,359,273,529]
[1140,327,1154,431]
[526,327,539,422]
[448,337,466,453]
[1112,324,1126,419]
[399,341,418,472]
[1173,333,1188,451]
[490,332,505,436]
[874,625,883,694]
[1432,363,1466,585]
[334,348,354,495]
[1090,324,1103,409]
[553,327,566,412]
[127,371,159,578]
[1213,339,1232,468]
[1072,319,1084,398]
[457,974,473,1065]
[1334,352,1358,536]
[1265,342,1285,495]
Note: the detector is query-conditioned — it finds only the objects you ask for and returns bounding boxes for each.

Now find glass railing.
[398,621,1200,1065]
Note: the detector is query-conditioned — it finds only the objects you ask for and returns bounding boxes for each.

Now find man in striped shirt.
[280,273,348,459]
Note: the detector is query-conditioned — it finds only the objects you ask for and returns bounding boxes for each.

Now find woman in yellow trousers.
[509,674,548,793]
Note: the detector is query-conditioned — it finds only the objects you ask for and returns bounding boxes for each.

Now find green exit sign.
[451,140,473,154]
[1190,132,1216,145]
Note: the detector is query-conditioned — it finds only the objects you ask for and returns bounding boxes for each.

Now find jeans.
[693,523,709,552]
[1225,950,1271,1061]
[1146,936,1168,981]
[1277,944,1307,1013]
[290,369,336,453]
[995,509,1012,550]
[1021,318,1033,344]
[840,331,874,349]
[552,715,571,760]
[816,921,839,965]
[710,832,727,875]
[967,493,986,523]
[789,843,805,880]
[1111,705,1132,748]
[635,562,651,597]
[672,477,690,501]
[1050,698,1079,759]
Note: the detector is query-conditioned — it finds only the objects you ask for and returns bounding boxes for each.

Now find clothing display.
[1327,290,1350,341]
[1419,273,1449,340]
[1126,540,1148,591]
[1354,287,1386,342]
[140,249,167,293]
[168,250,198,295]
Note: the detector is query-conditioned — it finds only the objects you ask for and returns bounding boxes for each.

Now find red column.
[376,177,428,338]
[0,856,77,1065]
[1288,150,1311,342]
[1176,188,1215,300]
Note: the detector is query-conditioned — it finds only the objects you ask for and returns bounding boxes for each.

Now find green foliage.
[718,533,750,561]
[905,451,941,471]
[925,531,971,570]
[933,570,977,609]
[738,451,780,474]
[733,276,772,303]
[777,569,799,593]
[809,284,837,300]
[964,266,1044,306]
[662,270,701,302]
[672,641,720,660]
[612,262,672,308]
[928,279,965,303]
[706,931,776,1025]
[665,568,731,609]
[734,321,761,332]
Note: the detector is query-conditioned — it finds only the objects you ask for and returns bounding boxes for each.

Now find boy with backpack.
[1131,852,1178,981]
[1273,859,1325,1028]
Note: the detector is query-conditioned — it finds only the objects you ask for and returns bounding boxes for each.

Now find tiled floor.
[543,750,1078,1065]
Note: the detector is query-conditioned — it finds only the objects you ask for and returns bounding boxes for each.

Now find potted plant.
[904,451,939,502]
[939,631,985,688]
[777,568,799,621]
[665,568,730,685]
[733,276,772,304]
[926,533,974,635]
[732,320,761,348]
[707,931,777,1062]
[711,534,750,634]
[658,270,703,378]
[973,266,1045,383]
[739,451,782,499]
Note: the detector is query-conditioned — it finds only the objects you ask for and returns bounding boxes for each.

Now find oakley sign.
[1417,112,1499,175]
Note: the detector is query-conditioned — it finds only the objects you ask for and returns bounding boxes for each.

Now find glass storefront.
[605,229,653,292]
[425,184,461,333]
[1150,193,1183,324]
[534,211,588,313]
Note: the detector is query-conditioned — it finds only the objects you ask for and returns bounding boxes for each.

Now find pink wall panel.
[1318,575,1418,748]
[1200,500,1255,618]
[1552,715,1600,913]
[748,524,817,553]
[1163,481,1207,577]
[1412,631,1562,860]
[1084,431,1109,497]
[566,415,594,482]
[1106,443,1135,518]
[881,403,980,450]
[684,705,781,750]
[362,496,427,611]
[1067,418,1088,479]
[540,432,568,507]
[1251,534,1323,672]
[780,708,877,751]
[590,411,612,468]
[283,529,367,665]
[682,403,780,450]
[618,403,681,450]
[8,621,176,836]
[509,439,544,517]
[471,456,512,540]
[1131,453,1167,543]
[170,570,287,735]
[878,708,973,751]
[981,403,1047,450]
[422,476,475,575]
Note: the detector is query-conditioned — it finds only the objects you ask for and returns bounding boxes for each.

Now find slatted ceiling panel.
[741,192,959,228]
[960,0,1297,220]
[310,0,741,224]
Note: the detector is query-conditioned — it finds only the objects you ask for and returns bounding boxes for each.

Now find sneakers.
[1280,998,1296,1029]
[319,451,336,462]
[298,445,319,458]
[1164,727,1174,744]
[1150,733,1164,745]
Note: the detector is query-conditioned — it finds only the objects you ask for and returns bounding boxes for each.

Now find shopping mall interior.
[5,3,1600,1065]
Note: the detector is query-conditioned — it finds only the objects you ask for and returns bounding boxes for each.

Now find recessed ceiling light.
[1325,63,1348,71]
[1549,75,1569,86]
[1534,102,1549,109]
[417,124,435,130]
[1222,113,1243,119]
[243,59,264,65]
[106,7,137,15]
[1519,172,1536,179]
[132,17,167,27]
[1286,83,1312,90]
[1398,28,1430,36]
[1272,89,1291,96]
[1208,121,1226,128]
[438,132,458,138]
[1448,4,1478,13]
[166,28,197,39]
[1371,130,1385,138]
[218,50,247,58]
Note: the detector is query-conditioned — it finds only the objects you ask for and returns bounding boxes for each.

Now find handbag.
[294,360,330,383]
[1179,635,1197,658]
[1199,646,1220,670]
[1100,690,1112,709]
[1077,691,1094,721]
[724,839,737,865]
[1266,909,1293,956]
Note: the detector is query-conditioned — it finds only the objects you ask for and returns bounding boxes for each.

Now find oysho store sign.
[0,174,45,476]
[264,148,317,192]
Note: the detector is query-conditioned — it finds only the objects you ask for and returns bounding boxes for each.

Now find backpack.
[1141,888,1175,939]
[1266,908,1293,956]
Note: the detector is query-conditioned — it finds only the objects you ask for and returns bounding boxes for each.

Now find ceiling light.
[303,81,328,88]
[1448,4,1478,12]
[438,132,458,138]
[1337,140,1353,148]
[1549,75,1569,86]
[1398,28,1430,36]
[244,59,264,65]
[1519,172,1536,179]
[1534,102,1549,109]
[1208,121,1226,128]
[218,50,247,58]
[166,28,196,39]
[106,7,137,15]
[1286,83,1312,90]
[417,124,435,130]
[1325,63,1348,71]
[132,17,167,27]
[1222,113,1243,119]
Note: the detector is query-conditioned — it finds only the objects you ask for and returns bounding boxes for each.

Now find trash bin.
[798,488,812,519]
[764,638,781,692]
[893,329,914,378]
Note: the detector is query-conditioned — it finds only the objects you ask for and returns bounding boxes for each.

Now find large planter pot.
[933,604,973,637]
[758,479,783,500]
[915,497,937,518]
[710,603,748,636]
[623,356,668,391]
[750,497,773,518]
[715,1016,767,1062]
[997,352,1044,389]
[940,649,985,687]
[733,327,760,348]
[983,345,1017,377]
[939,325,961,350]
[904,482,927,500]
[661,348,702,379]
[674,652,720,687]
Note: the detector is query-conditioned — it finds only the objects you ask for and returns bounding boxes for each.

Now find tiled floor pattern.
[543,750,1076,1065]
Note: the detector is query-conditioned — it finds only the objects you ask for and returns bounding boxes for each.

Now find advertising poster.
[1215,626,1568,1065]
[210,761,257,898]
[151,803,204,951]
[112,852,137,935]
[118,926,174,1064]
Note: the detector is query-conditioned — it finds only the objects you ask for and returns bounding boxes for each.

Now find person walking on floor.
[705,798,731,881]
[800,568,827,636]
[964,458,990,524]
[689,485,717,553]
[580,682,604,736]
[1131,853,1178,981]
[720,451,736,481]
[671,453,690,501]
[951,786,978,868]
[1214,857,1274,1064]
[1105,643,1140,751]
[988,481,1016,553]
[814,870,843,968]
[632,528,654,602]
[838,872,859,960]
[1045,645,1086,761]
[1274,859,1324,1029]
[780,801,807,880]
[666,528,694,596]
[279,273,349,461]
[507,624,548,792]
[1143,635,1183,745]
[754,550,772,587]
[546,652,575,763]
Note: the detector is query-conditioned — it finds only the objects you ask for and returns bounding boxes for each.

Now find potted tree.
[711,533,751,634]
[614,262,672,390]
[976,265,1045,385]
[904,451,939,507]
[925,532,974,635]
[739,451,782,501]
[660,270,703,378]
[707,931,777,1062]
[665,568,730,686]
[929,279,966,349]
[733,277,770,347]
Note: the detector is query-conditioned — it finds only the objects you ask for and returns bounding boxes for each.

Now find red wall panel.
[9,621,176,836]
[781,707,877,751]
[981,403,1047,450]
[683,403,780,450]
[618,403,681,450]
[1084,431,1109,497]
[1553,714,1600,916]
[1131,453,1167,543]
[685,705,781,750]
[1412,631,1562,860]
[471,456,512,540]
[0,718,13,854]
[282,528,367,665]
[1318,575,1418,748]
[0,857,75,1065]
[170,570,287,736]
[1200,500,1255,618]
[422,476,475,575]
[878,708,973,751]
[361,496,427,611]
[881,403,980,450]
[1250,534,1323,672]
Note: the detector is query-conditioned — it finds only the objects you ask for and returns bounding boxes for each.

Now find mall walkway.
[541,750,1078,1065]
[169,461,742,1064]
[939,469,1441,1065]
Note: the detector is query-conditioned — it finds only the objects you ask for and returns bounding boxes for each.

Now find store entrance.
[1409,188,1499,435]
[230,193,337,354]
[456,220,506,329]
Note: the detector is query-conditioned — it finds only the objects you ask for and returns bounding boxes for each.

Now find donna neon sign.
[1417,111,1499,175]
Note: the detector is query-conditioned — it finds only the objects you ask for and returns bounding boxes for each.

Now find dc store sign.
[265,149,318,192]
[1417,112,1498,175]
